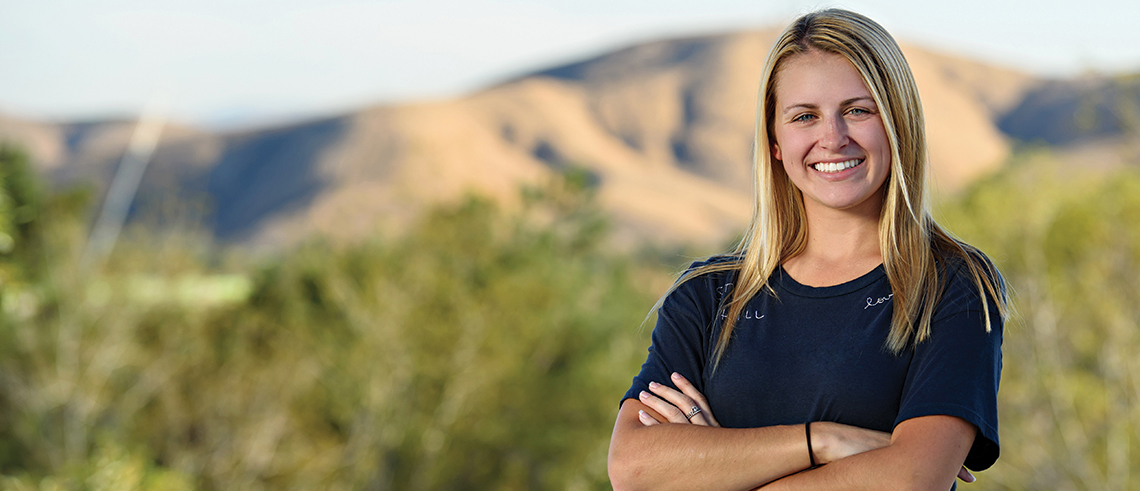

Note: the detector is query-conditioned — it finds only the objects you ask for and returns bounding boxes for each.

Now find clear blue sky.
[2,0,1138,128]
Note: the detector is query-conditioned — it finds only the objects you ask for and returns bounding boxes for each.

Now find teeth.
[813,159,862,173]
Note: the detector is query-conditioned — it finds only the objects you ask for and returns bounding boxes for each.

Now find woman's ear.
[772,143,782,161]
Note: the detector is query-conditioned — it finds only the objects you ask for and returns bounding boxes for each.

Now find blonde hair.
[661,8,1009,370]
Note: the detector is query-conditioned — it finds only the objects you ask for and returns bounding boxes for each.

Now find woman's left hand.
[637,372,720,427]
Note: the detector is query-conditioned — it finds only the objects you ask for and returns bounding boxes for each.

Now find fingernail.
[639,391,648,399]
[638,410,648,418]
[965,472,976,483]
[649,381,660,389]
[671,372,681,380]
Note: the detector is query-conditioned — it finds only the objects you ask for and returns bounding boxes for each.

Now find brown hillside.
[254,29,1039,249]
[1,29,1039,249]
[267,30,1033,248]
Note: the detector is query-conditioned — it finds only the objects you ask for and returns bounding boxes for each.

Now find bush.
[0,164,657,490]
[939,151,1140,490]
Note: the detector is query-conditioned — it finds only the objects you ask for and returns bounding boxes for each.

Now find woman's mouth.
[811,159,863,173]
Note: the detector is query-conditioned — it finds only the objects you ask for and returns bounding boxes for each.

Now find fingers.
[957,467,975,483]
[648,382,703,424]
[670,372,719,427]
[643,374,716,426]
[638,410,662,426]
[636,372,720,427]
[638,389,690,423]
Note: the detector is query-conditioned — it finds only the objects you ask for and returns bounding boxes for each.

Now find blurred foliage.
[938,150,1140,491]
[0,145,48,285]
[1,138,1139,490]
[0,152,655,490]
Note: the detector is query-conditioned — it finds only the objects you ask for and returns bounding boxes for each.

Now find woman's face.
[770,50,891,216]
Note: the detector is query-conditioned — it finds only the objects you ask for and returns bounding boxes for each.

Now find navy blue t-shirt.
[623,256,1003,474]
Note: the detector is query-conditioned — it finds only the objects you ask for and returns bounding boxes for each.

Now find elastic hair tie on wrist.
[805,421,818,468]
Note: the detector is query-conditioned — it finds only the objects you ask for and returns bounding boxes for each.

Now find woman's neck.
[782,196,883,287]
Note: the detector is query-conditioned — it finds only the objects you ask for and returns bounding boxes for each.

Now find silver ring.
[685,406,702,419]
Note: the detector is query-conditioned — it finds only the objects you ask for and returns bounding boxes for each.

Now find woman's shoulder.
[683,253,743,272]
[678,254,743,285]
[935,243,1003,283]
[653,255,741,325]
[932,243,1007,317]
[666,254,742,299]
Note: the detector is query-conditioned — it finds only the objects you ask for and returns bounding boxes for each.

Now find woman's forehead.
[772,51,874,107]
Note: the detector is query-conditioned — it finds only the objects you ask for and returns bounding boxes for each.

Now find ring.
[685,406,702,419]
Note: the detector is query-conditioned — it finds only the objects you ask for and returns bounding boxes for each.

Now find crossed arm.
[607,373,976,491]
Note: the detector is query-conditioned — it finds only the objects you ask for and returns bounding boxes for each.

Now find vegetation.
[0,142,1138,490]
[0,151,657,490]
[938,151,1140,491]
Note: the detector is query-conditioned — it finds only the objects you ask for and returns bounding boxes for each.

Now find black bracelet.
[805,421,817,468]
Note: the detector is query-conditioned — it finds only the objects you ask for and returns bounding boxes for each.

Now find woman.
[608,9,1008,491]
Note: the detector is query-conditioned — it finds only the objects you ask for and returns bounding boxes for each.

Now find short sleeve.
[894,265,1005,471]
[620,261,724,407]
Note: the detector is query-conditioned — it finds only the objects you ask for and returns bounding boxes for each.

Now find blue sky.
[2,0,1138,128]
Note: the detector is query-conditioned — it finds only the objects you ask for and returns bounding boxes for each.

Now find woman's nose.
[820,117,850,150]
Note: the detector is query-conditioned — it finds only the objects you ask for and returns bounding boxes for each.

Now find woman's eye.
[847,108,871,116]
[792,114,815,122]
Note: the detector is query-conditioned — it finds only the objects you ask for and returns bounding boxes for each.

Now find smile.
[811,159,863,173]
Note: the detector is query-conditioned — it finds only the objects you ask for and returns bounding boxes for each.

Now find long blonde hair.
[662,8,1009,370]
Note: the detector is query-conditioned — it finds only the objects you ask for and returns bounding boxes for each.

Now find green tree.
[939,151,1140,491]
[0,169,658,490]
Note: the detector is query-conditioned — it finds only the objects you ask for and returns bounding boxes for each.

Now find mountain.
[999,74,1140,146]
[2,28,1114,250]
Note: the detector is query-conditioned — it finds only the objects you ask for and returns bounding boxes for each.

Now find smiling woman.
[608,8,1010,491]
[771,51,891,216]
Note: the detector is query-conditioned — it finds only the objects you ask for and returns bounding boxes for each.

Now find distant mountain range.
[2,28,1137,249]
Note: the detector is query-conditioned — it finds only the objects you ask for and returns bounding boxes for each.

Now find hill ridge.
[4,26,1126,249]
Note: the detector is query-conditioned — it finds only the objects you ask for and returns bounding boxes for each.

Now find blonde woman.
[608,9,1008,491]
